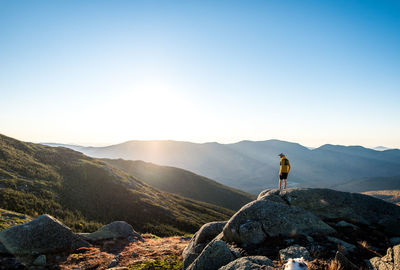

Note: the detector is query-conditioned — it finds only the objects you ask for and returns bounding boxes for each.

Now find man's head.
[279,153,285,158]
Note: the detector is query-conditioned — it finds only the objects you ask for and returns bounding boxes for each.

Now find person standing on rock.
[279,153,291,190]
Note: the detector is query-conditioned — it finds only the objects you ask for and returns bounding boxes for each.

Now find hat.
[278,153,284,157]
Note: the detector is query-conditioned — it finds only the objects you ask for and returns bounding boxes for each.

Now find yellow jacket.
[280,156,291,174]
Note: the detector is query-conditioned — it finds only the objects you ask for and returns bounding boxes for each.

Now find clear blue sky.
[1,0,399,148]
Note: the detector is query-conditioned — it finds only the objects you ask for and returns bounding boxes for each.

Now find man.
[279,153,291,190]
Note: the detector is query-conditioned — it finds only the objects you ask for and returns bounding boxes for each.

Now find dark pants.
[279,172,288,179]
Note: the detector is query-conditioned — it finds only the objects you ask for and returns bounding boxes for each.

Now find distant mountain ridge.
[44,140,400,194]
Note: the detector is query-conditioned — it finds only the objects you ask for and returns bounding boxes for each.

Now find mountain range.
[0,134,240,236]
[45,140,400,194]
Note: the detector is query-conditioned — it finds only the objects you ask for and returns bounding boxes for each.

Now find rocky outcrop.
[223,199,334,245]
[367,244,400,270]
[184,188,400,269]
[80,221,143,242]
[0,214,89,256]
[262,188,400,235]
[218,256,274,270]
[183,221,227,269]
[187,239,236,270]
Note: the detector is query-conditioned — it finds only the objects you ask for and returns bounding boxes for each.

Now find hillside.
[49,140,400,194]
[102,159,255,211]
[0,134,233,236]
[0,208,31,231]
[362,190,400,206]
[329,176,400,193]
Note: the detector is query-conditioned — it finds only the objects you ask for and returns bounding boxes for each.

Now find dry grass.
[328,259,341,270]
[56,235,189,269]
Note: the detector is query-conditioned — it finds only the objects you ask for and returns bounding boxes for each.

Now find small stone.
[181,236,192,241]
[306,236,314,242]
[229,247,242,258]
[285,239,295,245]
[131,252,138,257]
[108,253,121,268]
[108,259,119,268]
[33,255,46,266]
[127,236,137,242]
[336,221,359,230]
[220,256,274,270]
[334,251,358,269]
[327,237,356,254]
[279,245,312,263]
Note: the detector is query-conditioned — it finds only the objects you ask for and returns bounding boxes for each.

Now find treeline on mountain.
[102,158,254,211]
[0,134,233,236]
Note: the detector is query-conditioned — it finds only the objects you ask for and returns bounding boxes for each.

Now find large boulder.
[218,256,274,270]
[223,199,335,245]
[183,221,227,269]
[261,188,400,235]
[82,221,143,242]
[367,244,400,270]
[0,241,10,254]
[0,214,89,255]
[187,239,236,270]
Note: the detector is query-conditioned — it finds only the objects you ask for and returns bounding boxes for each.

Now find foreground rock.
[32,254,46,266]
[279,245,312,263]
[223,199,334,245]
[219,256,274,270]
[81,221,144,242]
[0,214,89,256]
[184,188,400,269]
[183,221,226,269]
[187,239,236,270]
[261,188,400,235]
[367,244,400,270]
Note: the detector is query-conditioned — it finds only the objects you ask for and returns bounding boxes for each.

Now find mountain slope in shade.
[0,134,233,236]
[44,140,400,194]
[102,158,255,210]
[329,176,400,193]
[362,190,400,206]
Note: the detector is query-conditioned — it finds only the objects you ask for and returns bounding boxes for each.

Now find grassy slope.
[0,208,31,231]
[102,159,255,211]
[0,134,233,236]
